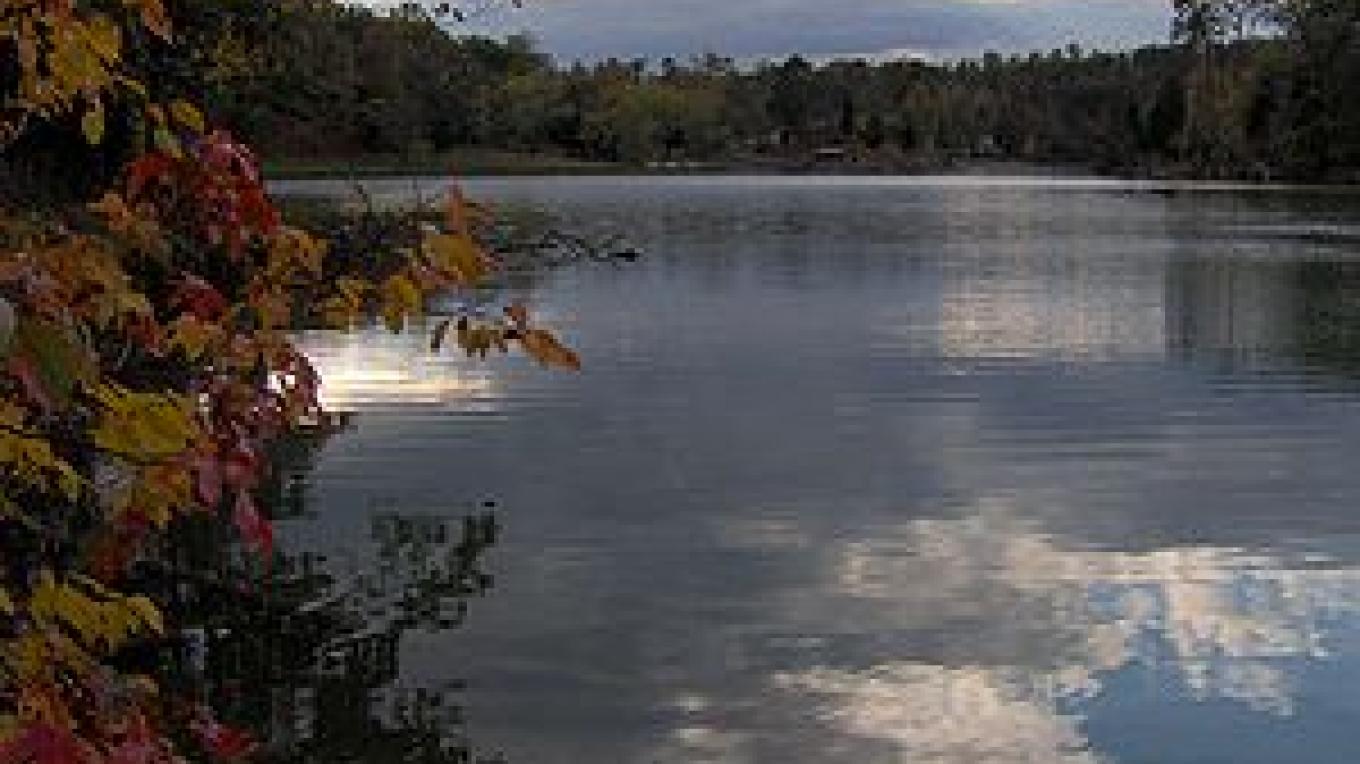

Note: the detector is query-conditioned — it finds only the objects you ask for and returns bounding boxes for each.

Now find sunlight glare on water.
[300,328,502,413]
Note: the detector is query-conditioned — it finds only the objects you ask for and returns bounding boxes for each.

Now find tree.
[0,2,578,761]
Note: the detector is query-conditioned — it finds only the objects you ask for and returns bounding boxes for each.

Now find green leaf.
[12,318,96,410]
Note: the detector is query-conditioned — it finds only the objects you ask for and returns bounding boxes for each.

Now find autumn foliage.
[0,1,576,761]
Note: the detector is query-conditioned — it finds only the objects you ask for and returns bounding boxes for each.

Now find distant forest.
[196,0,1360,181]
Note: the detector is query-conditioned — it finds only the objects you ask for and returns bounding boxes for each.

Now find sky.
[439,0,1175,63]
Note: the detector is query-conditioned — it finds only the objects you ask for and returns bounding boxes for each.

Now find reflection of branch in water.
[173,505,505,764]
[486,226,642,271]
[212,422,509,761]
[364,509,498,633]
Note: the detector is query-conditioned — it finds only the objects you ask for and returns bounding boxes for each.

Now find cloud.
[453,0,1173,61]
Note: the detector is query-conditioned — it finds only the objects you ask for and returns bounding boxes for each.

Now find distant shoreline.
[261,149,626,179]
[263,151,1075,180]
[263,151,1360,187]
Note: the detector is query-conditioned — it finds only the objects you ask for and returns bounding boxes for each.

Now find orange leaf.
[518,328,581,371]
[505,302,529,327]
[138,0,172,41]
[443,184,477,234]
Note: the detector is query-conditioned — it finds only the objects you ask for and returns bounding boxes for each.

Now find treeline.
[201,0,1360,181]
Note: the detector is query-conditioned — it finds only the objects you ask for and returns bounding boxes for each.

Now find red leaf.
[86,520,151,582]
[125,313,165,356]
[107,715,177,764]
[191,713,257,762]
[0,722,97,764]
[197,130,261,185]
[6,354,51,412]
[172,275,228,321]
[221,444,259,491]
[126,152,175,200]
[192,451,223,509]
[233,490,273,558]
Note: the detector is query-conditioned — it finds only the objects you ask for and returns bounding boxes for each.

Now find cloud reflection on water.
[681,499,1358,762]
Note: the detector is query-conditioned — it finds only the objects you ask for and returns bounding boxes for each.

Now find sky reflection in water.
[284,177,1360,763]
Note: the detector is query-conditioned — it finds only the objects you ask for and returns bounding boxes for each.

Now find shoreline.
[265,166,1360,198]
[263,151,1359,186]
[261,150,625,179]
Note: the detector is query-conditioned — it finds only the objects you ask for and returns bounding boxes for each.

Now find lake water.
[272,175,1360,763]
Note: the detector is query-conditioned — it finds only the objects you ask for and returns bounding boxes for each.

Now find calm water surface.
[275,176,1360,763]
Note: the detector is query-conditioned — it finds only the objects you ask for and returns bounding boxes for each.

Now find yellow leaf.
[337,277,369,303]
[85,16,123,62]
[318,297,357,329]
[92,385,198,462]
[325,276,370,326]
[169,99,205,133]
[0,587,13,616]
[71,573,112,597]
[268,227,327,278]
[0,405,84,501]
[458,324,490,357]
[253,289,291,329]
[167,314,219,359]
[124,595,164,635]
[29,570,165,652]
[113,464,191,528]
[119,74,149,98]
[81,101,105,145]
[380,274,422,332]
[422,233,489,286]
[90,191,134,231]
[29,571,66,623]
[128,675,159,696]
